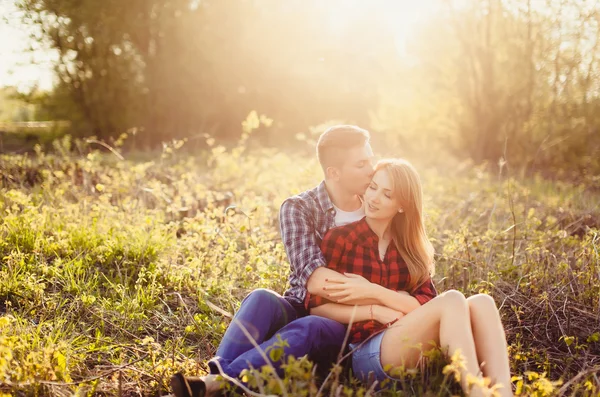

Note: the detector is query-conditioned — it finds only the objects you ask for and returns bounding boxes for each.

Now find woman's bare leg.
[379,290,487,396]
[467,294,512,397]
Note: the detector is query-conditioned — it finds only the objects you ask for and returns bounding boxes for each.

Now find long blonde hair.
[375,159,435,291]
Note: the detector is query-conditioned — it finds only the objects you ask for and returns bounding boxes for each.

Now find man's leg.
[210,288,298,372]
[211,315,347,379]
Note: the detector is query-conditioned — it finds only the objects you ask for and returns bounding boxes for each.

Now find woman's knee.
[467,293,498,312]
[439,289,468,311]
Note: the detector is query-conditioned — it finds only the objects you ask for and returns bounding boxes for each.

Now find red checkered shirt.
[305,217,437,344]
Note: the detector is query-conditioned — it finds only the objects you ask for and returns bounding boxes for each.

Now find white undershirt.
[333,203,365,226]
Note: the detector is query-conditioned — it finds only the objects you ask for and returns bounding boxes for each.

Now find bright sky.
[0,0,56,92]
[325,0,439,55]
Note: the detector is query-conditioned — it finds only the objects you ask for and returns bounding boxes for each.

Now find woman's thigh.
[379,290,465,369]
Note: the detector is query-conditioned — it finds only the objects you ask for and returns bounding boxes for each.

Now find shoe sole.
[170,373,192,397]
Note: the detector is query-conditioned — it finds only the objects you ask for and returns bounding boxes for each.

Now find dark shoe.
[170,372,206,397]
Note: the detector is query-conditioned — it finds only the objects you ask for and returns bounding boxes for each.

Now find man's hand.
[372,305,404,324]
[323,272,379,303]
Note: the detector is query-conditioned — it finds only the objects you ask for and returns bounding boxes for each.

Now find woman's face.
[364,168,402,221]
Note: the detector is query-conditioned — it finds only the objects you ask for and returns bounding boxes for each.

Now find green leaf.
[269,347,283,362]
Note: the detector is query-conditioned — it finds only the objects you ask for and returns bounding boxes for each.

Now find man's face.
[337,143,375,195]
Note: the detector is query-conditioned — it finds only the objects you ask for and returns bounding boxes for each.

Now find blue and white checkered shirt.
[279,181,337,306]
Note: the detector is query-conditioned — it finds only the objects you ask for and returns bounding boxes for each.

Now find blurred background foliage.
[1,0,598,179]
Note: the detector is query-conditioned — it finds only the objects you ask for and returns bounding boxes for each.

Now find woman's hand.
[323,272,379,303]
[372,305,404,325]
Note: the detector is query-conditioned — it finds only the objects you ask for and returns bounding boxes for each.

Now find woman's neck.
[365,216,393,240]
[325,181,362,212]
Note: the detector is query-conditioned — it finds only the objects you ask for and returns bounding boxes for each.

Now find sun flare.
[323,0,439,56]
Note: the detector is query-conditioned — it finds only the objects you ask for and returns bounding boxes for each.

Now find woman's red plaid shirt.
[305,217,437,344]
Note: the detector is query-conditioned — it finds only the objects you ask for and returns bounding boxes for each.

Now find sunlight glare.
[324,0,440,56]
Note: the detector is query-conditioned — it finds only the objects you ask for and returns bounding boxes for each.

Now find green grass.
[0,122,69,153]
[0,136,598,396]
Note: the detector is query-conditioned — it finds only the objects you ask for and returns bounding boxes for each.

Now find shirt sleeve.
[279,197,328,293]
[305,292,336,310]
[411,277,437,306]
[305,230,347,310]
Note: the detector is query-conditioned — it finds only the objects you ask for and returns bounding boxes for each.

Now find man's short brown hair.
[316,125,370,170]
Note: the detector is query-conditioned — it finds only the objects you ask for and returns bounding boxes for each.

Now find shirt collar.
[354,217,379,248]
[316,181,335,214]
[316,181,365,215]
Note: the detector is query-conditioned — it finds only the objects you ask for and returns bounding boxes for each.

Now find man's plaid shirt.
[305,217,437,344]
[279,181,337,307]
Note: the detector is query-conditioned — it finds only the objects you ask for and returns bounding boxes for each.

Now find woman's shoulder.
[324,217,367,243]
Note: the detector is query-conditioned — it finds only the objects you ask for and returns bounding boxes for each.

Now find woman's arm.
[323,274,437,314]
[310,303,404,325]
[370,284,421,314]
[370,278,437,314]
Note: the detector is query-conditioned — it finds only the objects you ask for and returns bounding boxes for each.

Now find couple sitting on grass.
[171,125,513,397]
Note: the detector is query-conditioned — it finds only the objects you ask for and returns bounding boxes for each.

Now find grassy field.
[0,123,70,154]
[0,136,599,396]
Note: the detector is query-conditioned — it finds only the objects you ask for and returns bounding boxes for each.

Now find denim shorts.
[349,331,402,389]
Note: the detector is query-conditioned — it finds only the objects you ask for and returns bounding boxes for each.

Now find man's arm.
[310,303,404,325]
[307,267,380,305]
[279,198,329,293]
[310,303,371,324]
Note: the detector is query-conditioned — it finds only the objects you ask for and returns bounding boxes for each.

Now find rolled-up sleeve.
[411,278,437,306]
[279,198,327,300]
[305,230,346,310]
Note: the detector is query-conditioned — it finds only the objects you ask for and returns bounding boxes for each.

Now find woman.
[306,159,512,397]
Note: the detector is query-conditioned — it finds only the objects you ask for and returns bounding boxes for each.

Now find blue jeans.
[208,288,346,378]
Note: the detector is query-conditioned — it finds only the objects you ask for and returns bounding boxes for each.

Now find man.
[171,125,376,397]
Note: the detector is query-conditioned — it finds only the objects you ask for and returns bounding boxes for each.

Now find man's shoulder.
[280,185,321,212]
